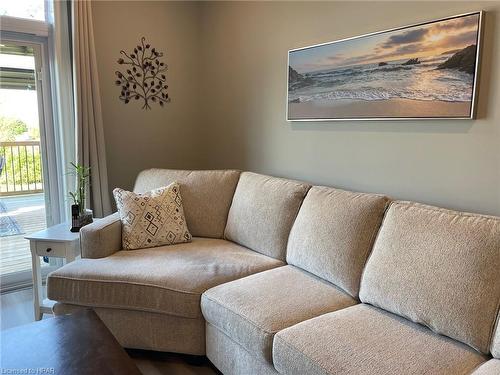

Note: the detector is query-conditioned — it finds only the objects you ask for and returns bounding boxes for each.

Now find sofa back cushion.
[134,169,240,238]
[287,186,390,297]
[224,172,310,260]
[359,201,500,354]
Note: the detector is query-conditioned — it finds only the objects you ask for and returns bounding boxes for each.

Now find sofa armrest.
[80,212,122,259]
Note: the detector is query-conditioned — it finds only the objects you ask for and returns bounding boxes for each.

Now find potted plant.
[69,162,93,232]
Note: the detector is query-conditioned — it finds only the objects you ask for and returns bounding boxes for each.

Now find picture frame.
[287,11,484,121]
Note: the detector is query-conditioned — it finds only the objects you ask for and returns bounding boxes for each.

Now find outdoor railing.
[0,141,43,196]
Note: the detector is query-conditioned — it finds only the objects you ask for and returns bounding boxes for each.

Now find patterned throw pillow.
[113,182,192,250]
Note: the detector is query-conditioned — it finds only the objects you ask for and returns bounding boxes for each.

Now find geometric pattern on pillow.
[113,182,192,250]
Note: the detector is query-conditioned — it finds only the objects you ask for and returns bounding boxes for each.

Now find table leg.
[30,242,43,321]
[65,243,77,263]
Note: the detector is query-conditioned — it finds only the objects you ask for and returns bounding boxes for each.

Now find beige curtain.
[50,0,75,223]
[72,0,112,217]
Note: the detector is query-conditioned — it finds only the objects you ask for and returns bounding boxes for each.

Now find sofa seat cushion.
[47,238,284,319]
[201,265,357,363]
[273,304,487,375]
[471,360,500,375]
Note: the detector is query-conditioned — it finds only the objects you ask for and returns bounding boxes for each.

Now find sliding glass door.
[0,37,59,291]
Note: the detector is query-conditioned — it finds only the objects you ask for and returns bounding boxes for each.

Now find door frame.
[1,33,62,227]
[1,33,63,291]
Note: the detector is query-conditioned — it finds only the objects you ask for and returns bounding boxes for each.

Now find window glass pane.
[1,43,47,279]
[0,0,45,21]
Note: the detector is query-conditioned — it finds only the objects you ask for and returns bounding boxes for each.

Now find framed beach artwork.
[287,11,483,121]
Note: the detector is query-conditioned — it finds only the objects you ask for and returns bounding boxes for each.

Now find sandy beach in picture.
[289,98,471,119]
[288,12,480,119]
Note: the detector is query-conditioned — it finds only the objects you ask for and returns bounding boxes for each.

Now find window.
[0,0,46,21]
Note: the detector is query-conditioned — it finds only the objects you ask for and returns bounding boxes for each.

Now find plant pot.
[79,209,94,227]
[70,206,94,232]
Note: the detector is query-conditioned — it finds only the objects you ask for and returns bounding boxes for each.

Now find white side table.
[25,223,80,320]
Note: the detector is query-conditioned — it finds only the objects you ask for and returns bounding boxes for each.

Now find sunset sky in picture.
[291,13,480,73]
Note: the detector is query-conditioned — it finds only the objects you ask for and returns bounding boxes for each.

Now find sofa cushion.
[492,314,500,358]
[133,169,240,238]
[471,360,500,375]
[224,172,310,260]
[206,322,279,375]
[47,238,283,318]
[201,265,356,363]
[287,186,389,297]
[359,201,500,354]
[273,304,486,375]
[113,183,192,250]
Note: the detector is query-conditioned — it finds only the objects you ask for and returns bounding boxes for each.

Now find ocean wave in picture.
[292,85,472,103]
[288,55,474,104]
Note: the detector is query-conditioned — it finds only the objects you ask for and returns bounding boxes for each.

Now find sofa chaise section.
[273,201,500,374]
[203,186,390,374]
[48,238,283,354]
[48,238,284,318]
[47,169,287,355]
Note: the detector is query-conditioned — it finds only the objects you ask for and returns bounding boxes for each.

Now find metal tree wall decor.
[115,37,170,110]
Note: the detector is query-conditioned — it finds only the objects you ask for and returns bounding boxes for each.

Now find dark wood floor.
[1,288,217,375]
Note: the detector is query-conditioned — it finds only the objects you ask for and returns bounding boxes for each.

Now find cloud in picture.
[381,28,429,48]
[291,13,480,73]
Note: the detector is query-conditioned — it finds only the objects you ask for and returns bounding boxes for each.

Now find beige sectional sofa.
[47,169,500,375]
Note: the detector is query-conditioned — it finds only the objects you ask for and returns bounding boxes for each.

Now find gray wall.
[92,1,500,216]
[198,1,500,215]
[92,1,202,192]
